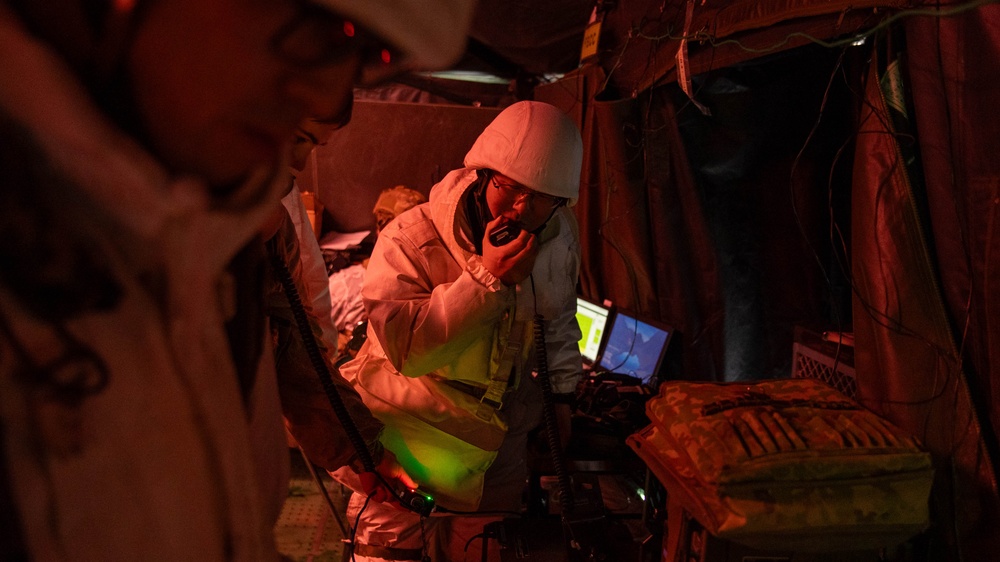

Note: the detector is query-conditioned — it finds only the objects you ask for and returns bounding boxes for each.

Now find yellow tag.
[580,20,602,62]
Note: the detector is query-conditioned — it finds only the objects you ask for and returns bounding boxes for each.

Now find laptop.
[595,310,673,385]
[575,296,614,369]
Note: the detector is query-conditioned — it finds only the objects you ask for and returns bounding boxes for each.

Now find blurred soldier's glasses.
[491,177,566,210]
[270,1,410,86]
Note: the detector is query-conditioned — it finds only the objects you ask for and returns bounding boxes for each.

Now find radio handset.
[488,221,522,246]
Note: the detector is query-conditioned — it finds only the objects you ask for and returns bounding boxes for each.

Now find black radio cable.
[271,253,435,561]
[271,254,388,561]
[529,276,575,516]
[270,253,378,473]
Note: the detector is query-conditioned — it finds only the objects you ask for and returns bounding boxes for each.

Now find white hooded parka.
[340,168,583,512]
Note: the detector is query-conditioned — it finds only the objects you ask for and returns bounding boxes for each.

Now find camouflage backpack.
[627,378,933,552]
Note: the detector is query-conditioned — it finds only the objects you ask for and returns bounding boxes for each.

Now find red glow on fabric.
[343,21,355,38]
[114,0,136,11]
[380,49,391,64]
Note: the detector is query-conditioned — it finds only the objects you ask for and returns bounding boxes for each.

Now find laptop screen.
[597,311,672,383]
[575,297,611,364]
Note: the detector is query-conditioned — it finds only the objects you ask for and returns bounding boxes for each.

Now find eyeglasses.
[491,177,566,210]
[270,1,411,86]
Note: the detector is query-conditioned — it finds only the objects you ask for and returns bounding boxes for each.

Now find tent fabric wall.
[307,100,499,234]
[852,46,999,560]
[908,3,1000,465]
[905,3,1000,558]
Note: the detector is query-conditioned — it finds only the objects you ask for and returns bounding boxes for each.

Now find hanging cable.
[270,253,377,473]
[528,276,576,520]
[271,253,435,560]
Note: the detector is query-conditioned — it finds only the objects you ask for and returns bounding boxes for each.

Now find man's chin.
[207,176,248,198]
[203,160,285,212]
[200,151,283,191]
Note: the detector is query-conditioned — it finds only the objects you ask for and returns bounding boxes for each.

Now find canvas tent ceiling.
[454,0,907,94]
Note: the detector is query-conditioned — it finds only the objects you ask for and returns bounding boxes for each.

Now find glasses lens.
[534,192,562,208]
[494,179,562,209]
[356,47,411,87]
[271,2,407,84]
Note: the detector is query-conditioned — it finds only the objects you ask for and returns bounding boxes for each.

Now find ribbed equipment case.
[627,378,934,552]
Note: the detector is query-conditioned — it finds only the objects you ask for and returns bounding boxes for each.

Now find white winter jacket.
[340,168,582,511]
[0,10,288,561]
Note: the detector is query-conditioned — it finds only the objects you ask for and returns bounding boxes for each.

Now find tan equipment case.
[627,378,934,552]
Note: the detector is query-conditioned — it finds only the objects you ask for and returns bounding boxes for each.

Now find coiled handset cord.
[270,254,377,474]
[530,276,575,516]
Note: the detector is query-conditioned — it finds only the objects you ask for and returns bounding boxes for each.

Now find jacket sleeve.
[267,216,383,472]
[541,299,583,395]
[538,214,584,395]
[362,218,514,378]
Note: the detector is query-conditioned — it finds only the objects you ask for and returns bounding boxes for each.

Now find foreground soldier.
[0,0,472,559]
